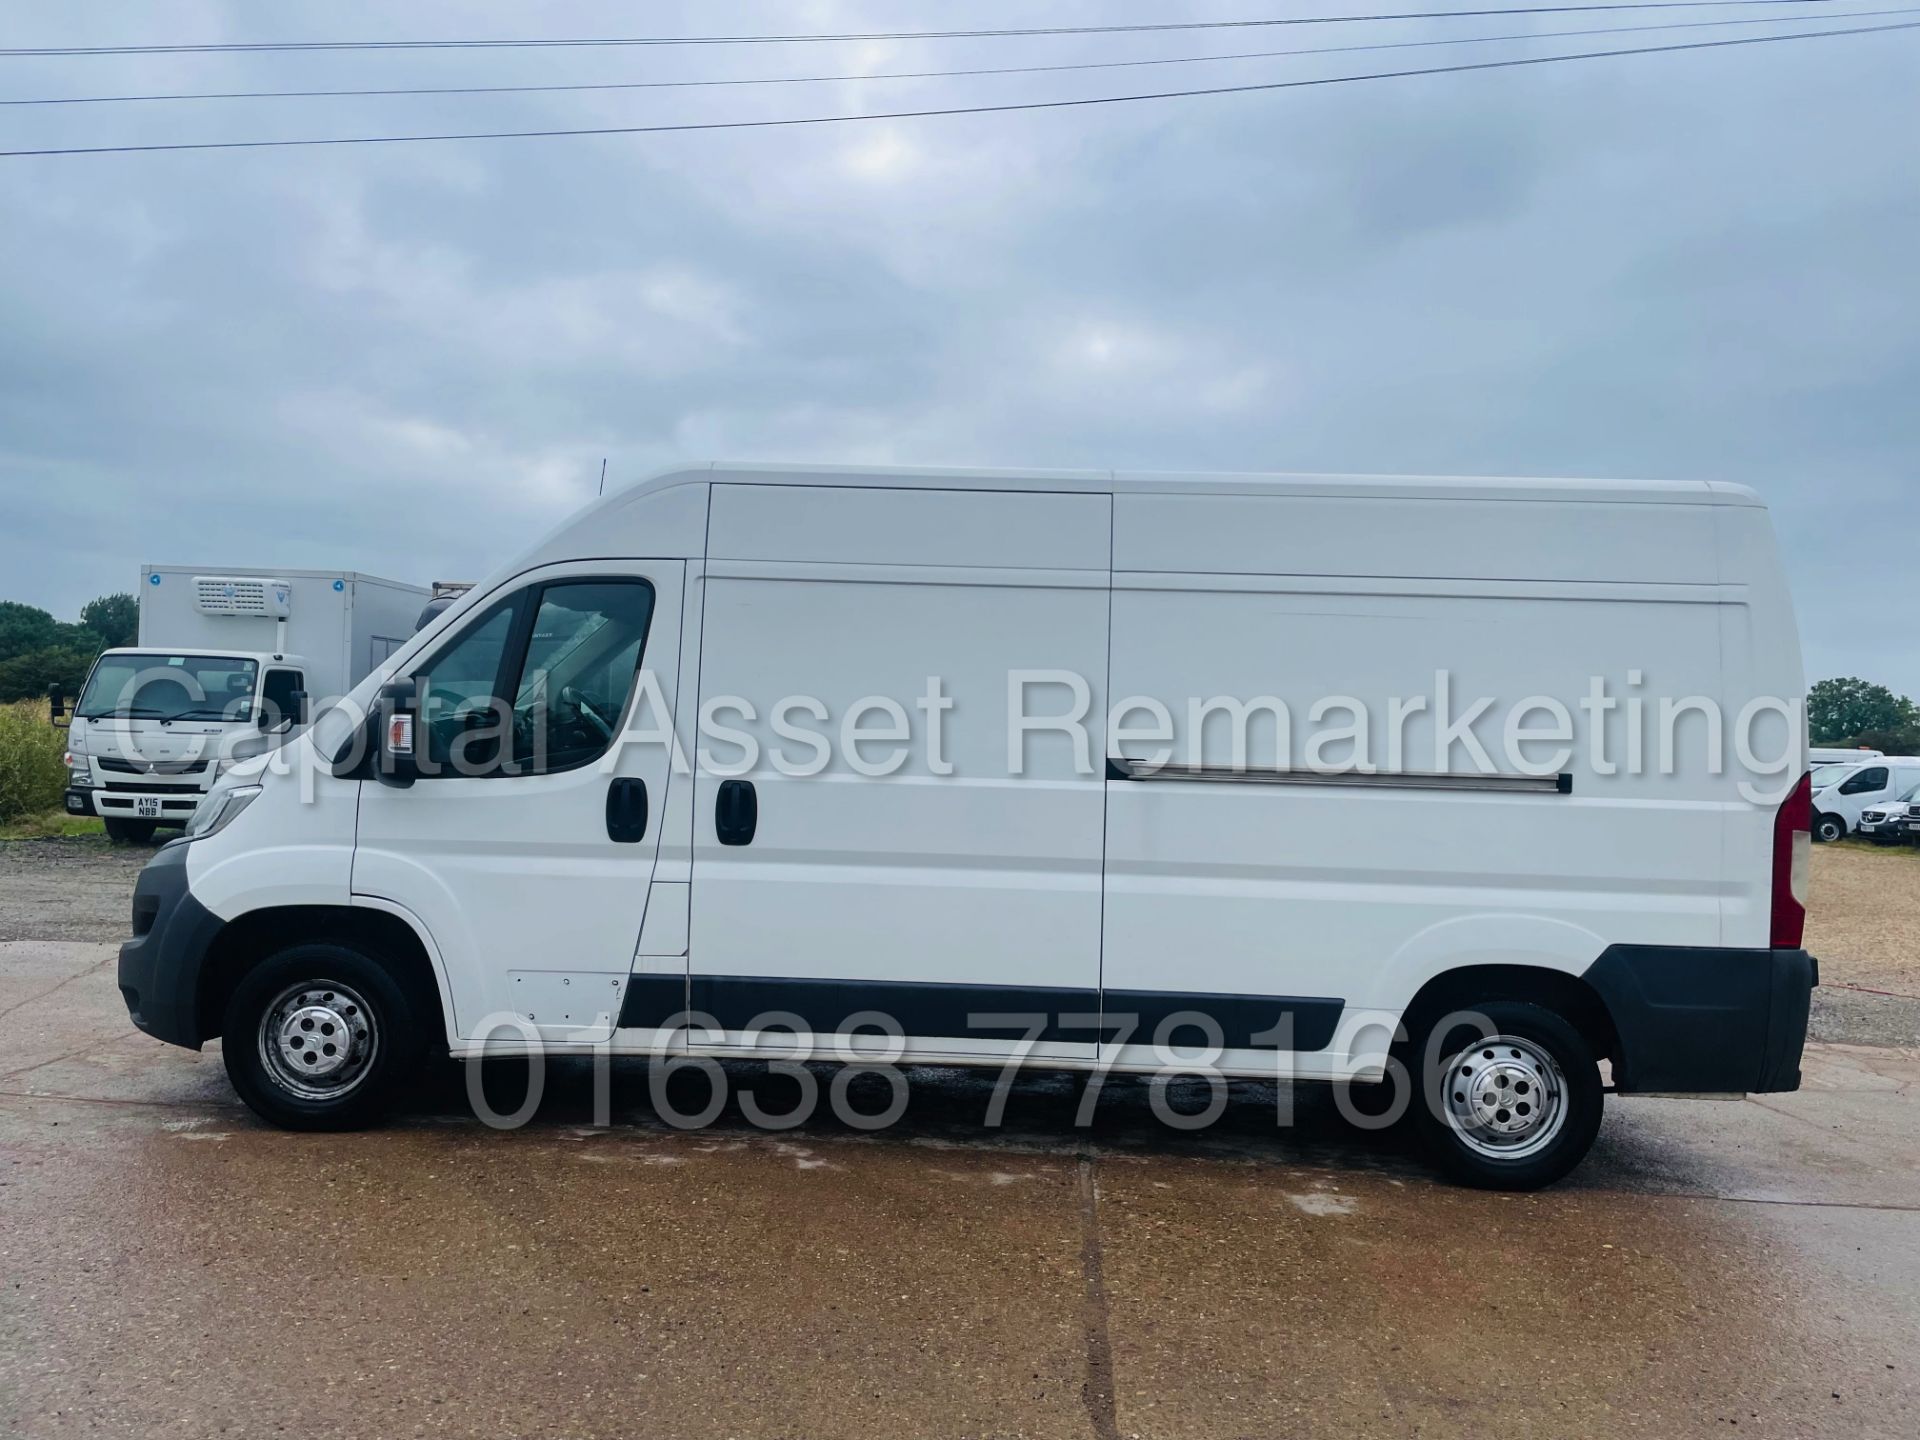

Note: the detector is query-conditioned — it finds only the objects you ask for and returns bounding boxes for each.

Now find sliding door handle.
[716,778,758,846]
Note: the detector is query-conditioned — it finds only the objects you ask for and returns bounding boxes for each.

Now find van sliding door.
[675,482,1112,1063]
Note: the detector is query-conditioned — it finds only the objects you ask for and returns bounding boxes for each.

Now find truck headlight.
[65,754,93,787]
[185,784,262,840]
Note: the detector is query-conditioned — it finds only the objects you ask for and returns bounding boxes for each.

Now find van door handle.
[606,777,649,844]
[716,778,757,846]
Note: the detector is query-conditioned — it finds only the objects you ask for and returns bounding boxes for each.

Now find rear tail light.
[1771,771,1811,948]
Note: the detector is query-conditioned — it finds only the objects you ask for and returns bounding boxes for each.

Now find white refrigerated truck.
[57,567,426,841]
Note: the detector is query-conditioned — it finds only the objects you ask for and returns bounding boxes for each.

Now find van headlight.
[185,784,262,839]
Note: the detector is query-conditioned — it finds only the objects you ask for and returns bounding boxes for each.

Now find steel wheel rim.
[258,979,379,1102]
[1440,1033,1569,1161]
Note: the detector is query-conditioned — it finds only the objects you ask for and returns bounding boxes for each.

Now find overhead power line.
[0,2,1853,57]
[7,7,1911,107]
[2,18,1911,159]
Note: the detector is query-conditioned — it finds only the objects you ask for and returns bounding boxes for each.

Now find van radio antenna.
[598,457,607,496]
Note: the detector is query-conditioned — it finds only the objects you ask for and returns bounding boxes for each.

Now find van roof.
[485,462,1772,609]
[654,462,1763,507]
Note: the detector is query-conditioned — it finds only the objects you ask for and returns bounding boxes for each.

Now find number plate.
[136,797,162,818]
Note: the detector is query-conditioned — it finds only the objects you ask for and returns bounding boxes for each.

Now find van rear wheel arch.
[196,904,448,1051]
[1398,963,1620,1069]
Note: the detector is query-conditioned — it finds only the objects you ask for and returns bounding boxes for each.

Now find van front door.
[351,562,683,1043]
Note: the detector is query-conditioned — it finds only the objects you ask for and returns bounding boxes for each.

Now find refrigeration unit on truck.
[55,567,426,841]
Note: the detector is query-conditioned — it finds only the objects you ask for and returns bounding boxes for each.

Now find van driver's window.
[419,601,519,773]
[1839,766,1889,795]
[507,580,654,772]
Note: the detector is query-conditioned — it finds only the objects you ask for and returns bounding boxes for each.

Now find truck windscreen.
[77,655,261,722]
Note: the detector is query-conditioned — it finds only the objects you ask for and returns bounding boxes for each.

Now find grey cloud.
[1,0,1916,690]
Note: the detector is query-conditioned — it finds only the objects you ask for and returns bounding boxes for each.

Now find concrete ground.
[1,842,1918,1438]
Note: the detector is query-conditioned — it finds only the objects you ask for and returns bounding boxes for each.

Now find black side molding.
[617,974,1343,1051]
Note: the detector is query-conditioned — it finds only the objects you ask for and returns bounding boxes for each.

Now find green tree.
[0,601,59,663]
[80,592,139,649]
[1807,677,1917,745]
[0,646,96,703]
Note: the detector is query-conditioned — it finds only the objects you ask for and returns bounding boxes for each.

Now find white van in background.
[56,568,425,841]
[1809,755,1920,842]
[1810,746,1884,766]
[116,465,1815,1189]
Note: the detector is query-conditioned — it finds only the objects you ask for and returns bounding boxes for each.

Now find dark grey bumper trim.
[117,841,223,1050]
[1582,944,1816,1094]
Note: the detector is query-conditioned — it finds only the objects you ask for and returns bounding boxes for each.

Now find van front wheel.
[221,943,420,1131]
[1813,813,1846,843]
[1409,1000,1604,1191]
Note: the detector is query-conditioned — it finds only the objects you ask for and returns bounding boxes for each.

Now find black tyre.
[221,942,422,1130]
[1408,1000,1604,1191]
[1813,813,1846,843]
[103,817,158,844]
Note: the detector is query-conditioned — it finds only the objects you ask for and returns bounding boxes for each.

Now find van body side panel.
[1104,491,1737,1073]
[686,484,1110,1061]
[709,482,1108,572]
[1112,491,1719,584]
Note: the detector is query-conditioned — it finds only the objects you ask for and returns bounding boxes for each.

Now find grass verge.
[0,809,106,841]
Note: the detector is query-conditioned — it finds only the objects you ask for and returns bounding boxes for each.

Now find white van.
[117,465,1816,1189]
[1809,755,1920,841]
[1810,746,1883,766]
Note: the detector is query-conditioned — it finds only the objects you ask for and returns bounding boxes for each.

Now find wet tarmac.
[1,940,1916,1439]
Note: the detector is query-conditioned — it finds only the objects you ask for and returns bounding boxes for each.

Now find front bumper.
[69,783,204,826]
[1583,944,1817,1094]
[117,841,224,1049]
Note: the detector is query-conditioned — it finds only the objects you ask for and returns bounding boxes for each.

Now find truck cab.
[53,567,426,842]
[59,648,309,842]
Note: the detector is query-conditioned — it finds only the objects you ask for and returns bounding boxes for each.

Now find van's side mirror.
[47,684,70,729]
[375,680,419,789]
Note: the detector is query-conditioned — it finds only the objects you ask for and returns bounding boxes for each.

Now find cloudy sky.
[2,0,1915,687]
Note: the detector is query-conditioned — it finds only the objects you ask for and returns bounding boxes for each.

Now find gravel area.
[0,835,152,943]
[1805,840,1920,1046]
[2,832,1914,1044]
[1805,840,1920,993]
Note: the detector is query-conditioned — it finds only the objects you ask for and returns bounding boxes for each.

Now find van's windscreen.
[77,655,260,722]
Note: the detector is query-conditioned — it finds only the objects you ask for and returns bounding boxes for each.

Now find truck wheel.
[1408,1000,1604,1191]
[1813,813,1846,843]
[103,818,158,844]
[221,943,421,1131]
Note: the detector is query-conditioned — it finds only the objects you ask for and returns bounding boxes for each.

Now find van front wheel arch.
[221,942,423,1130]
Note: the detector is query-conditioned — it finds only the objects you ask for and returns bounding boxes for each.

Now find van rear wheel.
[221,942,420,1131]
[1408,1000,1603,1191]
